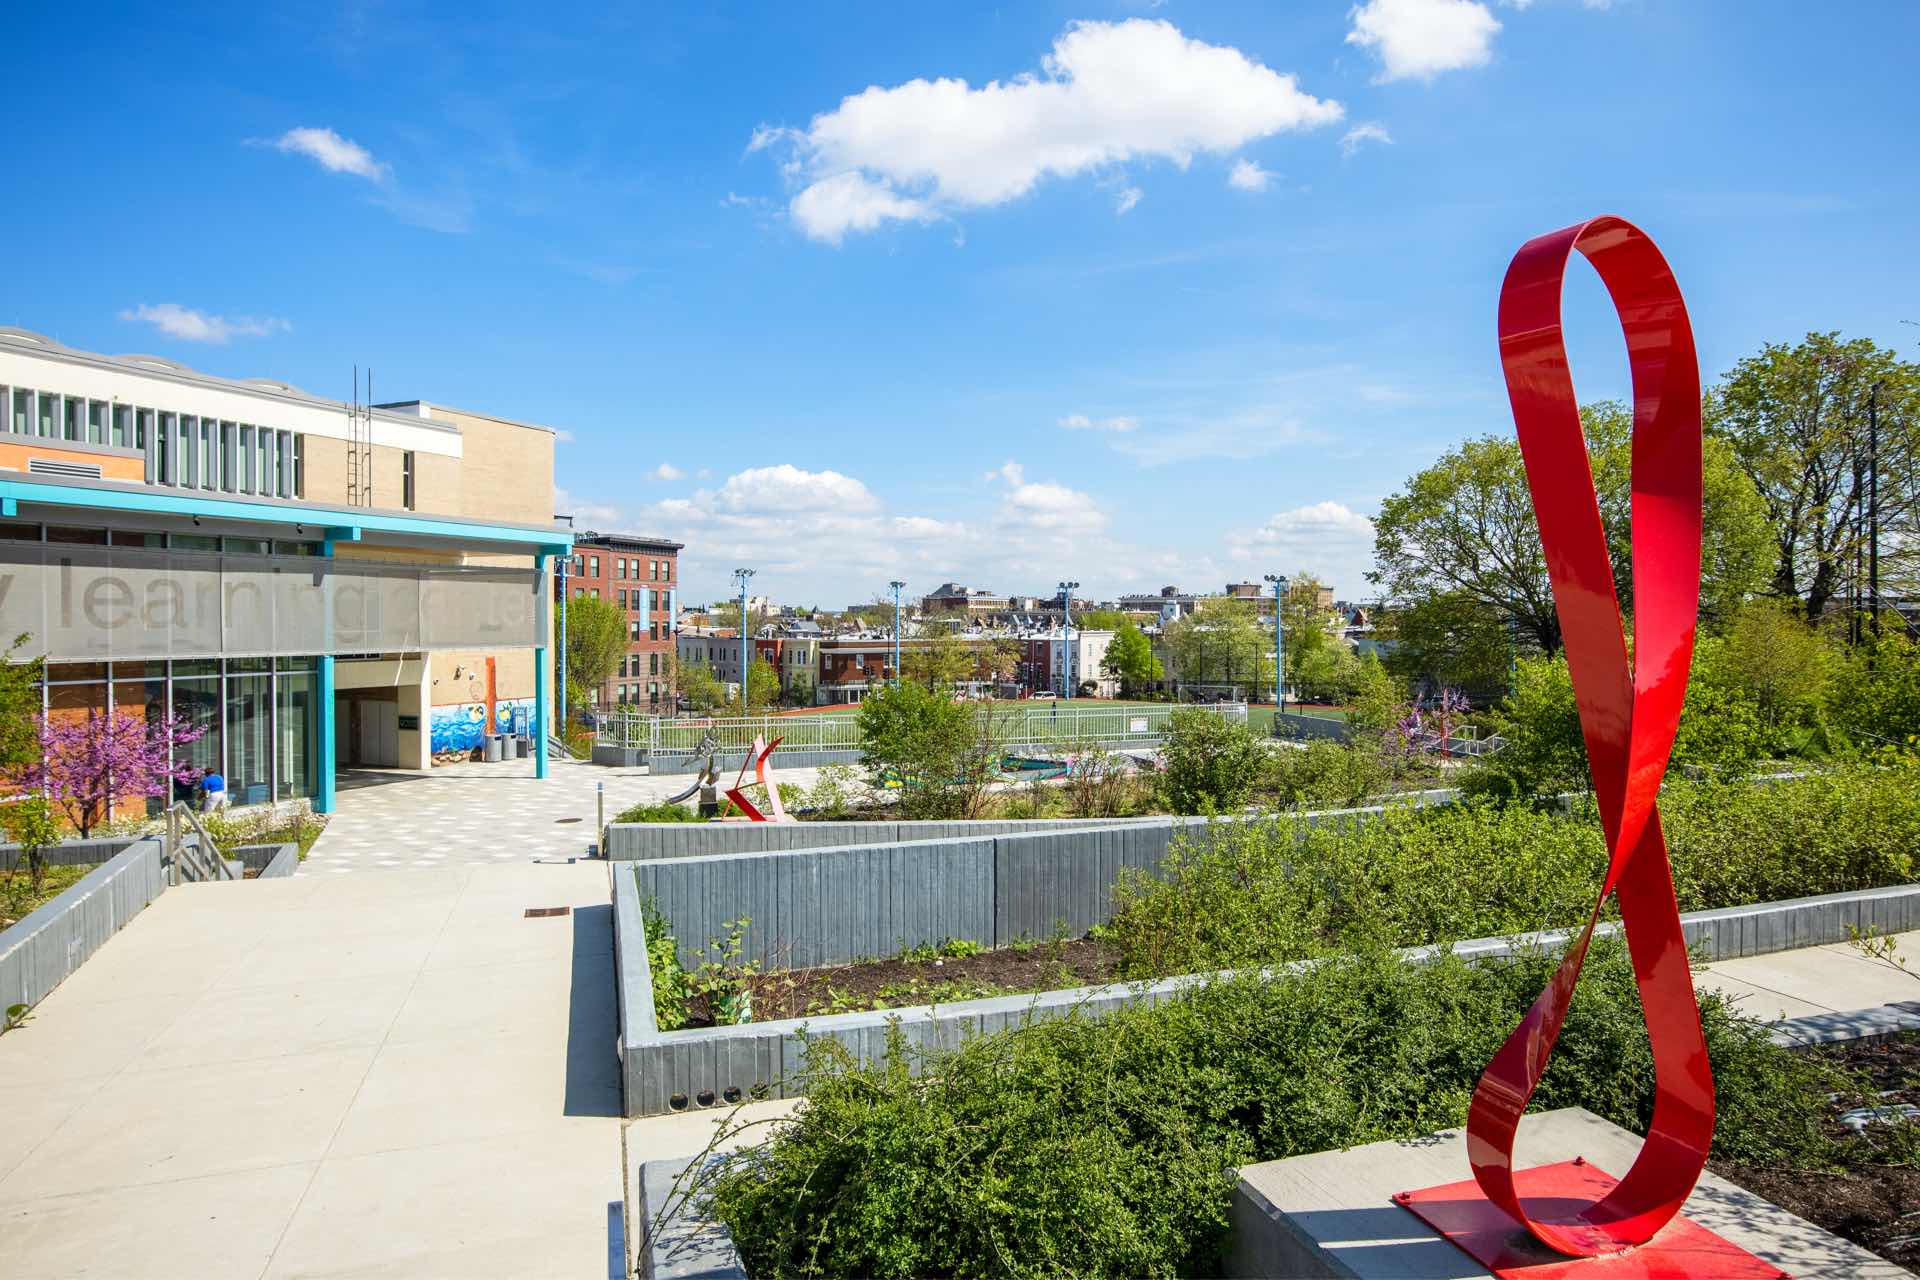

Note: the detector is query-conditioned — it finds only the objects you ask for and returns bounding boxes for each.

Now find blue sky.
[7,1,1918,609]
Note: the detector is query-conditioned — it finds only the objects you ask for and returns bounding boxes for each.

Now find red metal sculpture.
[1398,217,1775,1274]
[722,735,790,822]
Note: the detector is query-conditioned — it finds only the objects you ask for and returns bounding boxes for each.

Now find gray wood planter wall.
[613,870,1920,1118]
[603,815,1166,862]
[1,837,167,1019]
[0,835,139,874]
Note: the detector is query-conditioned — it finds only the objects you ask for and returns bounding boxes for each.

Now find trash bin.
[483,734,503,763]
[515,735,531,759]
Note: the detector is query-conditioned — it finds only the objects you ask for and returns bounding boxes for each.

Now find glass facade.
[41,656,325,812]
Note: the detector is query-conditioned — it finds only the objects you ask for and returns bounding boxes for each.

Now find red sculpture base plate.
[1395,1160,1787,1278]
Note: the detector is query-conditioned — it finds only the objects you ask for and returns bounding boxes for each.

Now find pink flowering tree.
[22,712,206,837]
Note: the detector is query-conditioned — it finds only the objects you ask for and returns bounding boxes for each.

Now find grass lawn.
[0,863,94,933]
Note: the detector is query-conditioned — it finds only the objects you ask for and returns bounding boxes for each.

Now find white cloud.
[270,126,388,181]
[118,303,289,345]
[1341,122,1394,156]
[1114,186,1143,215]
[650,463,685,482]
[988,460,1108,535]
[1346,0,1501,82]
[556,487,628,531]
[1058,413,1139,433]
[788,171,939,244]
[711,464,880,514]
[1228,501,1377,596]
[1228,158,1274,191]
[757,18,1342,243]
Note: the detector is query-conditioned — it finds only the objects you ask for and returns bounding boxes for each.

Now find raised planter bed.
[0,836,167,1020]
[614,860,1920,1117]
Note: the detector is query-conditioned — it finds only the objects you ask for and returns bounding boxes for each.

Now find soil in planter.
[684,936,1123,1027]
[1712,1033,1920,1273]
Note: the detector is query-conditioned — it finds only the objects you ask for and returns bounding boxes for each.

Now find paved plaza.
[0,860,623,1279]
[302,754,827,874]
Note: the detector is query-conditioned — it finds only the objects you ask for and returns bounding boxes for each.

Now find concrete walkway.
[0,861,622,1279]
[305,755,828,873]
[1696,929,1920,1022]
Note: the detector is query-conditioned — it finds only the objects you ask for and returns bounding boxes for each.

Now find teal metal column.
[316,535,338,814]
[535,551,551,780]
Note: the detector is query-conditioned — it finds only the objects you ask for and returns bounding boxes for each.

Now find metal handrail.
[164,802,238,884]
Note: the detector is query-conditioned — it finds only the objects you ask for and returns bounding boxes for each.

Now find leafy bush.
[704,939,1840,1278]
[1108,764,1920,980]
[1265,738,1392,809]
[857,682,1005,819]
[641,894,691,1032]
[800,764,862,819]
[613,799,701,823]
[1159,708,1268,814]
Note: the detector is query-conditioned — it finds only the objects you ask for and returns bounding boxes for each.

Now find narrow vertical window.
[239,427,254,493]
[112,405,130,448]
[294,435,306,498]
[87,401,107,444]
[401,449,415,509]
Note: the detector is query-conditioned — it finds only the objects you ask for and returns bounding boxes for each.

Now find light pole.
[1057,580,1080,699]
[733,567,755,709]
[1264,573,1288,714]
[889,580,906,686]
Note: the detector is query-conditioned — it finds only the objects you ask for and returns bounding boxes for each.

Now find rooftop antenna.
[346,367,375,507]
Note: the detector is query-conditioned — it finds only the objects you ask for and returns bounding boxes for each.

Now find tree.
[1159,707,1268,814]
[1346,653,1406,735]
[679,660,726,716]
[1371,403,1775,652]
[1278,574,1360,703]
[1717,597,1833,741]
[1710,333,1920,618]
[1102,620,1162,695]
[856,681,1007,818]
[903,636,979,689]
[786,672,816,708]
[739,656,781,713]
[560,595,626,710]
[25,711,206,837]
[1376,592,1514,699]
[1161,598,1265,696]
[0,793,60,893]
[0,635,43,771]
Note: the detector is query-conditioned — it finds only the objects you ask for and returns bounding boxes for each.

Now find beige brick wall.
[423,406,556,527]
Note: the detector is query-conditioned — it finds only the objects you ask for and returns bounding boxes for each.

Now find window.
[589,555,600,576]
[401,450,415,509]
[9,388,26,433]
[629,620,639,641]
[239,427,254,493]
[278,432,293,497]
[616,558,626,579]
[574,587,585,599]
[617,589,627,609]
[64,397,82,441]
[200,419,217,489]
[293,434,306,498]
[38,393,57,437]
[112,405,131,448]
[87,401,106,444]
[589,588,599,600]
[573,555,583,573]
[649,652,659,676]
[156,414,172,483]
[650,622,659,642]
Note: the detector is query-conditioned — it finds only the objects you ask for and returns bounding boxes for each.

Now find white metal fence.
[596,701,1248,758]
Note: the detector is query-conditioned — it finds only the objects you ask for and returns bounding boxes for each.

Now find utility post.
[889,580,906,686]
[1264,573,1288,715]
[733,567,755,710]
[1057,580,1080,699]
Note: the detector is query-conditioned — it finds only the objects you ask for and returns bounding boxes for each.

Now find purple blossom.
[20,712,206,836]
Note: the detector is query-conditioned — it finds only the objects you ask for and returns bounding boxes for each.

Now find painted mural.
[429,698,536,754]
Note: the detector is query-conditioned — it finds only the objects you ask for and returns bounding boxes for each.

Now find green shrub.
[614,799,701,823]
[1160,707,1268,814]
[1265,738,1392,809]
[800,764,861,819]
[704,939,1841,1278]
[1108,764,1920,980]
[641,893,690,1032]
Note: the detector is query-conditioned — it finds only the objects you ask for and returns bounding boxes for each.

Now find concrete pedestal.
[1226,1107,1898,1280]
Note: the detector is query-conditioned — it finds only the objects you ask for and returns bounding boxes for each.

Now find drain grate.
[523,906,572,919]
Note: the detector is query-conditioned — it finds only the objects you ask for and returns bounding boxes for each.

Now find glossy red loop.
[1466,215,1712,1257]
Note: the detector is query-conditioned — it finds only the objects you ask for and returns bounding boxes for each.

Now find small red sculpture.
[722,735,790,822]
[1399,216,1779,1276]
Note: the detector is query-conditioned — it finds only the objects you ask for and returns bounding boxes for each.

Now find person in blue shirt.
[200,772,227,812]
